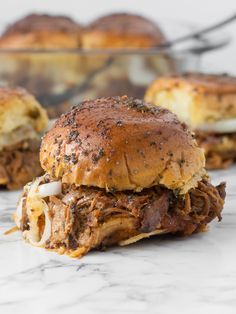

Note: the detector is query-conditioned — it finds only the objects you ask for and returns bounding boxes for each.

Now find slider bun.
[0,87,48,135]
[145,73,236,127]
[0,14,81,48]
[82,13,166,49]
[40,96,205,193]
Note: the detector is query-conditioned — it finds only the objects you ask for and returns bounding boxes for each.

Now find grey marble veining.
[0,168,235,314]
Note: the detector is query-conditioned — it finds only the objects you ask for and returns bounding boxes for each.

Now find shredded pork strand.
[196,131,236,169]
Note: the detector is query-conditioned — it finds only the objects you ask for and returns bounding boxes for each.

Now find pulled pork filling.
[19,176,226,256]
[0,139,43,189]
[196,131,236,169]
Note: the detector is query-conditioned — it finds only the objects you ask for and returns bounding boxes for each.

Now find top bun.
[0,87,48,135]
[145,73,236,126]
[0,14,82,48]
[82,13,166,49]
[41,96,205,193]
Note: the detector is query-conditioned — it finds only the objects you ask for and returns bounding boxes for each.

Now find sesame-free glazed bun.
[82,13,166,49]
[41,96,205,193]
[0,14,81,48]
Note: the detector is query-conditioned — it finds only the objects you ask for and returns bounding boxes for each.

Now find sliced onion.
[24,198,51,247]
[14,197,25,228]
[20,176,61,247]
[27,176,62,198]
[14,179,37,229]
[197,118,236,134]
[38,181,62,198]
[24,176,52,247]
[27,176,45,198]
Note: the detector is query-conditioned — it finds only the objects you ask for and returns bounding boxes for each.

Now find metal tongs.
[160,13,236,54]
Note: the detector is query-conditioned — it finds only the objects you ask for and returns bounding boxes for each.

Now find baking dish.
[0,20,230,117]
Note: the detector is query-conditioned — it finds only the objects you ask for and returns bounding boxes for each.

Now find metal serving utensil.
[160,13,236,50]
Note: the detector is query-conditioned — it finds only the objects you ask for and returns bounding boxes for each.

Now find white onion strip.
[23,176,54,247]
[38,181,62,198]
[28,176,45,198]
[20,176,62,247]
[14,197,25,228]
[197,118,236,134]
[23,198,51,247]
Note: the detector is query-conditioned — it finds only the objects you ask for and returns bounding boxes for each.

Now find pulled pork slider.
[79,13,171,115]
[145,73,236,169]
[82,13,166,49]
[0,14,84,118]
[0,13,81,48]
[0,87,48,189]
[15,96,225,257]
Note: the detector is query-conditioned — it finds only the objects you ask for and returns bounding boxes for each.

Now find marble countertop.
[0,168,235,314]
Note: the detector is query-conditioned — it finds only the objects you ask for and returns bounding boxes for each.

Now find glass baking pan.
[0,20,230,118]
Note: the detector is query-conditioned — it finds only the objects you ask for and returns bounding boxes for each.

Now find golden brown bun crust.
[147,73,236,94]
[0,87,48,134]
[40,96,205,193]
[82,13,166,49]
[145,72,236,125]
[0,14,82,48]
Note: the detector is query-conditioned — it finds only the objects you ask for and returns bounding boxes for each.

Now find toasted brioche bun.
[82,13,166,49]
[145,73,236,127]
[0,14,81,48]
[0,87,48,135]
[40,96,205,193]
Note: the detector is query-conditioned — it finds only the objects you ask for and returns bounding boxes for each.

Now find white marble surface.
[0,168,235,314]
